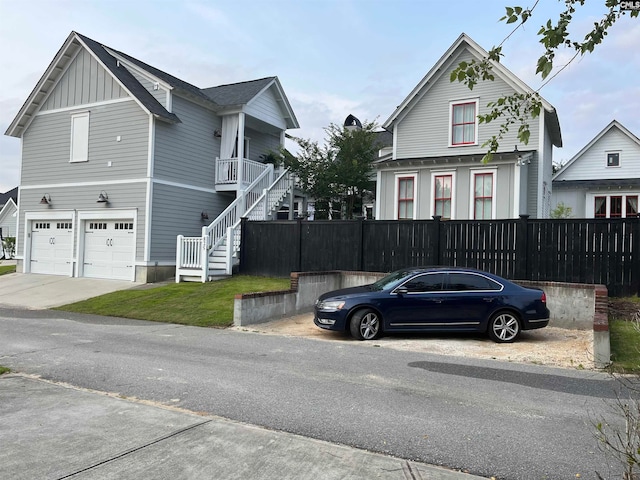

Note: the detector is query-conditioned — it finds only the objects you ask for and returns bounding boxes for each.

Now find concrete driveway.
[0,270,140,309]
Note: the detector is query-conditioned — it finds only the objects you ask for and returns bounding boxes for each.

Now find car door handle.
[429,299,443,303]
[483,297,495,302]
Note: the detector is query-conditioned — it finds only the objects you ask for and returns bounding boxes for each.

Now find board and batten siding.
[395,50,540,160]
[154,95,220,188]
[245,86,287,130]
[21,100,149,186]
[150,183,232,262]
[245,127,281,162]
[40,48,128,111]
[16,183,147,260]
[555,128,640,181]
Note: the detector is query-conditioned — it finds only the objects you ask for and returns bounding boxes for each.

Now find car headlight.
[317,300,345,312]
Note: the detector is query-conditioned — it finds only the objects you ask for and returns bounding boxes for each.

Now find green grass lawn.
[0,265,16,276]
[55,275,290,327]
[0,366,9,375]
[609,296,640,373]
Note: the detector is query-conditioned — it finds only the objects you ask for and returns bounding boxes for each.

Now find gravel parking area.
[233,313,595,370]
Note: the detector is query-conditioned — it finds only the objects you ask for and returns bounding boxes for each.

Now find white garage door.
[30,221,73,275]
[83,220,135,280]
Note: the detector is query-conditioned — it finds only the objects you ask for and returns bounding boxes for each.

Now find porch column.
[237,112,245,187]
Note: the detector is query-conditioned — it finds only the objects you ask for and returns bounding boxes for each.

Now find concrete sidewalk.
[0,375,485,480]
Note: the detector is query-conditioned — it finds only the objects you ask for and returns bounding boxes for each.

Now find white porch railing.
[176,164,284,282]
[215,157,271,187]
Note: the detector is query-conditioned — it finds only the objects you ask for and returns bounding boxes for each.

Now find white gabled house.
[552,120,640,218]
[5,31,299,282]
[374,33,562,221]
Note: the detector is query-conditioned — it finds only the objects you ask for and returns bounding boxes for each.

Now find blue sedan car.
[314,267,550,343]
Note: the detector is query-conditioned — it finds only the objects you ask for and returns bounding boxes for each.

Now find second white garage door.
[83,220,135,280]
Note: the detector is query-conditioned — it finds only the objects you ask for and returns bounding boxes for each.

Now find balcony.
[215,157,272,192]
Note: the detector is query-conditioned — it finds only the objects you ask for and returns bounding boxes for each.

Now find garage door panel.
[83,220,134,281]
[30,221,73,275]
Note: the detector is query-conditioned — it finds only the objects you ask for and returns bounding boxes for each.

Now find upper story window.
[70,112,90,163]
[449,99,479,146]
[606,152,620,168]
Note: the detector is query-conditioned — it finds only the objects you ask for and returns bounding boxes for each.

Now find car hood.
[317,285,373,301]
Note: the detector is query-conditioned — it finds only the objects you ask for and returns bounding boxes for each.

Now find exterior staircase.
[176,166,293,282]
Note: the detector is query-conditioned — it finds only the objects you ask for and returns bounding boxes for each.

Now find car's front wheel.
[488,311,521,343]
[349,309,381,341]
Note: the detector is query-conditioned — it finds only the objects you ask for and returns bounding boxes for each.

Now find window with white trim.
[594,194,639,218]
[434,174,453,219]
[396,176,416,220]
[449,99,479,146]
[472,171,495,219]
[606,151,620,168]
[70,112,90,163]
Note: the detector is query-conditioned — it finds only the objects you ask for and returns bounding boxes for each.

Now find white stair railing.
[176,166,293,282]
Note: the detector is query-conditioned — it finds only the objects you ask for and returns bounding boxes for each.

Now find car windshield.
[370,270,417,291]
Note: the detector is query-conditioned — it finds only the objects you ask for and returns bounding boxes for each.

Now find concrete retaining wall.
[234,271,610,368]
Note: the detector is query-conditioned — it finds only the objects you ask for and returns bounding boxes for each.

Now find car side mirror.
[395,286,408,295]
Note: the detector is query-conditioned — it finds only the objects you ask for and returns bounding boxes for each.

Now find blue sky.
[1,0,639,193]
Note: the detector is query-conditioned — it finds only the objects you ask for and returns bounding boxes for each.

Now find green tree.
[451,1,638,162]
[284,120,379,219]
[550,202,573,218]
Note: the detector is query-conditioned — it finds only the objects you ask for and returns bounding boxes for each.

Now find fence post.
[357,217,364,271]
[516,214,529,280]
[632,214,640,296]
[432,216,442,265]
[239,217,247,273]
[295,217,302,272]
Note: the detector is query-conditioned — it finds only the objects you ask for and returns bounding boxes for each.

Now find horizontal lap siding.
[22,100,149,185]
[41,48,127,110]
[395,50,540,160]
[246,128,280,162]
[150,183,232,262]
[154,95,220,188]
[245,87,287,130]
[555,128,640,181]
[17,183,147,260]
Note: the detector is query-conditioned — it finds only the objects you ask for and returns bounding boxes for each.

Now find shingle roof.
[0,187,18,206]
[202,77,275,106]
[374,131,393,148]
[75,33,181,123]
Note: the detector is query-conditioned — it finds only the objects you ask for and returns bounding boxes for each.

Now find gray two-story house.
[5,31,298,282]
[374,33,562,220]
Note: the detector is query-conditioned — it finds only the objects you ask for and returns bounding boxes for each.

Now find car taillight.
[541,292,547,303]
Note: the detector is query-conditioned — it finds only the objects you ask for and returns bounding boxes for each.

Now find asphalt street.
[0,307,629,479]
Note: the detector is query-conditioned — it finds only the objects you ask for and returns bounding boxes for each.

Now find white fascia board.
[6,35,83,137]
[106,50,174,91]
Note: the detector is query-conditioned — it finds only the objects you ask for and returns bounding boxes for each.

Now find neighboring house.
[5,31,298,282]
[374,33,562,221]
[552,120,640,218]
[0,187,18,237]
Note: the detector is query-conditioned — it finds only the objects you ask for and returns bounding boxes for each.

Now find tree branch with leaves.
[450,0,638,162]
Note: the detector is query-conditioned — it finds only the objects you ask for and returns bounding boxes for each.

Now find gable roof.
[202,77,299,129]
[383,33,562,148]
[553,120,640,180]
[6,32,299,137]
[0,187,18,207]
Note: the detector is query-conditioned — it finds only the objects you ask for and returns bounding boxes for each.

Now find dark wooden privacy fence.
[239,216,640,297]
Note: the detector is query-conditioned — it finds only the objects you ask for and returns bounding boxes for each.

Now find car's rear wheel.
[350,309,381,341]
[488,311,521,343]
